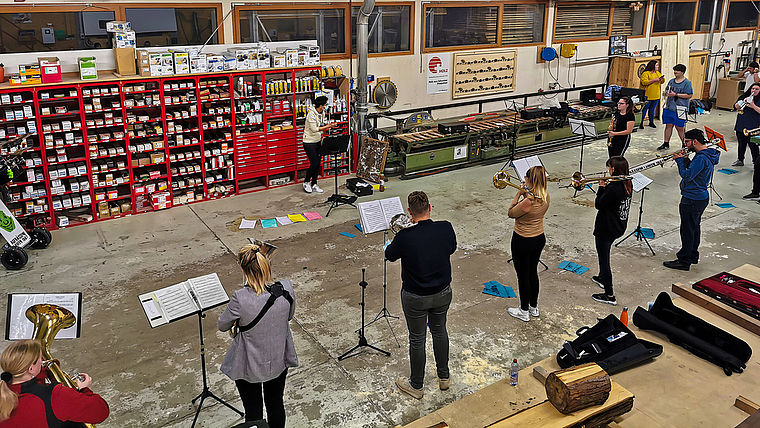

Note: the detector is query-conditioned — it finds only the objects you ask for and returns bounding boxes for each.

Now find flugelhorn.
[492,170,535,197]
[26,304,96,428]
[743,127,760,137]
[568,172,634,190]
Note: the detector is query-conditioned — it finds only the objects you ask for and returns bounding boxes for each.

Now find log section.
[545,363,611,414]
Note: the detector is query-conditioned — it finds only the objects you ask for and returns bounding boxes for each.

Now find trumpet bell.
[390,213,415,234]
[493,170,511,189]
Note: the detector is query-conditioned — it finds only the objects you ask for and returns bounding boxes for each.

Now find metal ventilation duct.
[356,0,375,139]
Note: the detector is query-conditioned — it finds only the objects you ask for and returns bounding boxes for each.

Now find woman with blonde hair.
[218,244,298,428]
[0,339,109,427]
[507,165,550,322]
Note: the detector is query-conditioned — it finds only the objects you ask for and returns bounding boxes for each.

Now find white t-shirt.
[745,71,759,89]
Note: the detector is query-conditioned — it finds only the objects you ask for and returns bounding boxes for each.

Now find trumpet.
[568,172,634,190]
[743,127,760,137]
[737,95,754,114]
[492,170,535,197]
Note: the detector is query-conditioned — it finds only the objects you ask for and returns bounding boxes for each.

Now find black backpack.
[557,314,663,375]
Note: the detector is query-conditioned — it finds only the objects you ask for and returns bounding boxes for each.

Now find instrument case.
[346,177,373,196]
[520,107,545,120]
[438,122,469,135]
[633,292,752,376]
[556,314,663,375]
[693,272,760,320]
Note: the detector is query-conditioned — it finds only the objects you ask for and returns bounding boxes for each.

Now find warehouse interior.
[1,0,760,427]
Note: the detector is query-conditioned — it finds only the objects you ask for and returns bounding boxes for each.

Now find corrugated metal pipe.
[356,0,375,138]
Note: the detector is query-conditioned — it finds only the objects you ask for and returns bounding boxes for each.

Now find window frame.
[500,1,548,47]
[724,0,760,32]
[0,3,225,50]
[649,0,722,36]
[693,0,724,33]
[553,1,648,43]
[350,2,416,58]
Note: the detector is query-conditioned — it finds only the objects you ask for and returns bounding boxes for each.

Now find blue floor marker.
[482,281,517,298]
[355,224,363,232]
[558,261,590,275]
[716,202,735,208]
[340,232,356,238]
[718,168,739,174]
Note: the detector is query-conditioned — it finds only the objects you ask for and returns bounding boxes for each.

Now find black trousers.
[235,369,288,428]
[676,197,709,266]
[736,130,760,163]
[608,136,630,158]
[511,232,546,311]
[303,142,321,185]
[754,153,760,194]
[595,236,615,296]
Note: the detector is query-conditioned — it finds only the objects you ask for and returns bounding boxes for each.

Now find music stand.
[319,134,357,216]
[615,173,655,255]
[568,118,598,198]
[338,268,391,361]
[704,126,726,204]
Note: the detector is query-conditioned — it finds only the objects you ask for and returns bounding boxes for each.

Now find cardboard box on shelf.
[57,216,69,227]
[285,49,299,67]
[106,21,131,32]
[114,48,136,76]
[300,45,320,65]
[38,57,62,83]
[172,51,190,74]
[190,54,207,74]
[78,57,98,80]
[149,53,163,76]
[120,202,132,213]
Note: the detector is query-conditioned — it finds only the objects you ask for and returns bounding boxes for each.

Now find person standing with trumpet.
[0,339,109,427]
[591,157,632,306]
[218,244,298,428]
[607,96,635,157]
[733,83,760,176]
[507,166,550,322]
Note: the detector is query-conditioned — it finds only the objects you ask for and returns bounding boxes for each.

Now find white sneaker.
[303,183,312,193]
[528,306,539,317]
[508,307,530,322]
[312,184,324,193]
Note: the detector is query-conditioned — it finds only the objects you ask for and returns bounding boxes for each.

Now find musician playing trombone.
[663,129,720,271]
[732,83,760,175]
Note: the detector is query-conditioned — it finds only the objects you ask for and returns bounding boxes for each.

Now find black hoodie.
[593,181,632,239]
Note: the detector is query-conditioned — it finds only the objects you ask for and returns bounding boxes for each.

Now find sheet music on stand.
[138,273,229,328]
[569,118,598,138]
[5,292,83,340]
[512,155,545,180]
[631,173,653,192]
[357,197,405,234]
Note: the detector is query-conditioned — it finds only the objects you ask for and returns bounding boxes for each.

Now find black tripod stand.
[320,134,357,217]
[191,311,244,428]
[708,176,723,205]
[615,186,655,255]
[339,268,391,361]
[364,230,400,347]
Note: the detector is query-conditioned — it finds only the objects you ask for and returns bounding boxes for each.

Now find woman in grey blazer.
[218,244,298,428]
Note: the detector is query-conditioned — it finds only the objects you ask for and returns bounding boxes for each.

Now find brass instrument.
[743,127,760,137]
[26,304,96,428]
[569,172,634,191]
[607,114,617,147]
[629,131,728,174]
[737,95,754,115]
[492,170,535,197]
[390,213,415,234]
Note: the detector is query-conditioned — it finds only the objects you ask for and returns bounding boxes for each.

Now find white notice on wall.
[427,53,450,95]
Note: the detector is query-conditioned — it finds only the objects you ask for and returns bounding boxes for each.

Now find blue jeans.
[401,286,452,389]
[642,99,659,122]
[676,197,709,265]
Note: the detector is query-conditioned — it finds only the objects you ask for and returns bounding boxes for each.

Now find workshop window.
[726,1,760,29]
[501,3,545,46]
[424,6,499,49]
[124,7,219,48]
[0,10,115,53]
[351,4,412,54]
[652,1,697,33]
[239,9,345,54]
[695,0,723,31]
[554,4,610,41]
[611,2,647,36]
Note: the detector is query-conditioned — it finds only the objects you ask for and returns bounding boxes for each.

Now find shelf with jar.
[200,75,235,198]
[0,88,50,228]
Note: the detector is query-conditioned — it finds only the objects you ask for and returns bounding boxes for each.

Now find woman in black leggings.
[507,166,550,322]
[301,96,335,194]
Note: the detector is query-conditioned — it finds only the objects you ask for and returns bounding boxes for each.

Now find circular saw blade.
[373,81,398,109]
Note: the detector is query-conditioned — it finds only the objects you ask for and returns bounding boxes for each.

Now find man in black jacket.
[385,191,457,400]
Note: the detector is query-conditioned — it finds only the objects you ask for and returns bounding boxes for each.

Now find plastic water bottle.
[620,306,629,327]
[510,359,518,386]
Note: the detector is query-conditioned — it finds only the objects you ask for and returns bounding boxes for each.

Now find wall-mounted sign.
[426,53,450,95]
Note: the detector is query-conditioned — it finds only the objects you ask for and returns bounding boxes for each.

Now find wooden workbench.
[402,264,760,428]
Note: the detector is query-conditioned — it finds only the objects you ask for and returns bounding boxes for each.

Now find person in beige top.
[507,165,550,322]
[302,95,336,194]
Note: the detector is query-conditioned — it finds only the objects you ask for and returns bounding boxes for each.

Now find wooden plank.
[487,381,633,428]
[671,283,760,337]
[735,396,760,415]
[533,366,550,385]
[736,409,760,428]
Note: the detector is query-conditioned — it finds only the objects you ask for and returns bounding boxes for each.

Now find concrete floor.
[1,108,759,428]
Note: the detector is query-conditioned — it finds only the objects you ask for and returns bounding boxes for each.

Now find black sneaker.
[743,193,760,200]
[591,276,605,289]
[592,293,617,305]
[648,122,657,128]
[639,122,645,129]
[657,142,669,150]
[663,259,690,271]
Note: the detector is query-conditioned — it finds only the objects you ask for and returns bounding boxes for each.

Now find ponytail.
[0,340,42,421]
[238,244,273,295]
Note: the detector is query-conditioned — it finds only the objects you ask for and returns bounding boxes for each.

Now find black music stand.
[568,118,598,198]
[338,268,391,361]
[364,230,401,348]
[319,134,357,217]
[615,186,655,256]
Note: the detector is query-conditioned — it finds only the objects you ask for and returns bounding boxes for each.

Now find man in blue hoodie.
[664,128,721,271]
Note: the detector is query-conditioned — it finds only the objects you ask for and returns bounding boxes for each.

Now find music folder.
[357,196,405,234]
[5,292,83,340]
[138,273,230,328]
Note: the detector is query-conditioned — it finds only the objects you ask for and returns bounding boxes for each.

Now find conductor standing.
[385,191,457,400]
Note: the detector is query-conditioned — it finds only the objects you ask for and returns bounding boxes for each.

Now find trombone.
[492,170,535,197]
[567,172,634,191]
[743,127,760,137]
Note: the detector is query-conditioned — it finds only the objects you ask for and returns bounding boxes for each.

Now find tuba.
[27,304,96,428]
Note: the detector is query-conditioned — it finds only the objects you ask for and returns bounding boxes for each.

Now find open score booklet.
[138,273,229,328]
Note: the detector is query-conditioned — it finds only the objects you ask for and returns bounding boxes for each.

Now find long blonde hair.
[0,340,42,421]
[526,165,548,201]
[238,244,273,295]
